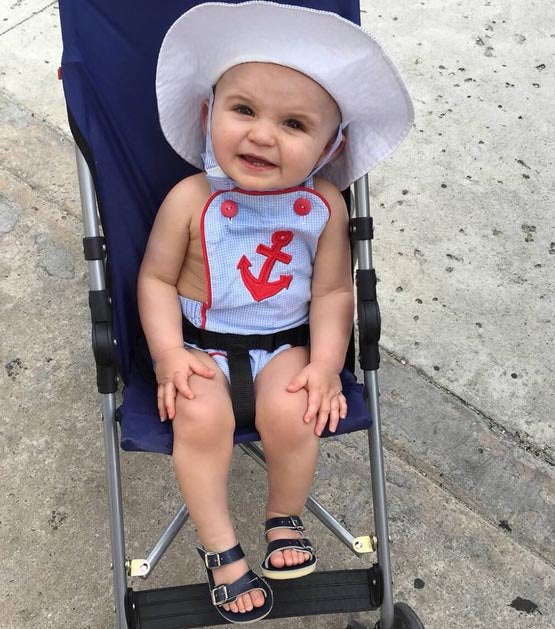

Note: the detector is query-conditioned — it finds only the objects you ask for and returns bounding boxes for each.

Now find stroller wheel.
[373,602,425,629]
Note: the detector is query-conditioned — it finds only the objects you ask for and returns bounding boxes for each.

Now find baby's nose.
[247,120,275,146]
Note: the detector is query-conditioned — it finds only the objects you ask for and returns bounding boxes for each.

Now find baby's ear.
[329,133,346,162]
[201,100,209,134]
[320,132,346,164]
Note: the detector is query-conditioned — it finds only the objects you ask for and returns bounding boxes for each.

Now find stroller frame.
[76,142,424,628]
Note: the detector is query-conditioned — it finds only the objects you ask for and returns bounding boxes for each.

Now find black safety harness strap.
[182,318,309,428]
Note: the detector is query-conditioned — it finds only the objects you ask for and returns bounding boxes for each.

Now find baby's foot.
[212,556,266,614]
[266,526,311,569]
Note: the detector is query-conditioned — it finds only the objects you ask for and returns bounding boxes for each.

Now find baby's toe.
[242,593,254,612]
[297,549,308,564]
[270,551,285,568]
[251,589,266,608]
[283,549,294,566]
[236,595,246,614]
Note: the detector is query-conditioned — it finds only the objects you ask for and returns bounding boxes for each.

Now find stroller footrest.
[128,568,382,628]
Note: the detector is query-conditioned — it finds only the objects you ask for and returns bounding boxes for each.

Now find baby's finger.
[157,384,168,421]
[174,374,195,400]
[328,397,340,433]
[163,382,177,420]
[316,399,331,430]
[314,411,329,437]
[304,391,321,423]
[339,393,348,419]
[313,395,330,435]
[287,372,307,393]
[190,358,215,379]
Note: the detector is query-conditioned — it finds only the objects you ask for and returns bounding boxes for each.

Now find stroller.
[58,1,425,627]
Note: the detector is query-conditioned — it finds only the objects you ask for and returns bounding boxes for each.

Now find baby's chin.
[234,180,308,192]
[228,168,315,192]
[227,174,308,192]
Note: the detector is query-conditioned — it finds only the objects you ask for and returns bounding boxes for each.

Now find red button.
[221,200,238,218]
[293,197,311,216]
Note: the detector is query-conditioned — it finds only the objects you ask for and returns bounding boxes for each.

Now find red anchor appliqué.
[237,230,294,302]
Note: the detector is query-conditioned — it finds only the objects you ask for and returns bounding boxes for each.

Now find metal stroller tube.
[76,146,129,629]
[354,175,395,629]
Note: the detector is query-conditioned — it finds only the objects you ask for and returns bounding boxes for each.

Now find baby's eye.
[233,104,254,116]
[284,119,306,131]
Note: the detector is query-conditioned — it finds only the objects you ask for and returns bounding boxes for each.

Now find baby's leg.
[255,346,319,568]
[172,348,264,614]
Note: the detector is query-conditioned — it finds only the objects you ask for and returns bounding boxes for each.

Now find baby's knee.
[173,392,234,448]
[256,389,312,443]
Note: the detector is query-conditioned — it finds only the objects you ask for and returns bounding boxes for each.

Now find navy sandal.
[260,515,317,580]
[197,543,273,624]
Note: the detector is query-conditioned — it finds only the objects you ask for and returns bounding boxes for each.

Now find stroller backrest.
[59,0,361,381]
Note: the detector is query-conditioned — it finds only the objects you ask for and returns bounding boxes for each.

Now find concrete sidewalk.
[0,1,553,628]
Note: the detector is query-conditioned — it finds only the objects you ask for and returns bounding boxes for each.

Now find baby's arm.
[287,179,354,435]
[137,177,214,420]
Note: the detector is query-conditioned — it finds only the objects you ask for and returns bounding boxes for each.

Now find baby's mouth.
[240,154,277,168]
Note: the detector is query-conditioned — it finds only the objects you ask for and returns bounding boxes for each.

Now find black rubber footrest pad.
[129,568,380,628]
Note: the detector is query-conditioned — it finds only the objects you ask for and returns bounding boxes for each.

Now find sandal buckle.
[204,551,222,569]
[211,584,229,606]
[289,516,304,531]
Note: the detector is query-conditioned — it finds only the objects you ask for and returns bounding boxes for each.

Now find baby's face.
[207,62,341,191]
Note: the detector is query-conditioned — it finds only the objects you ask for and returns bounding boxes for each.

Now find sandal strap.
[196,543,244,569]
[266,537,313,555]
[263,538,314,569]
[264,515,304,534]
[210,569,266,606]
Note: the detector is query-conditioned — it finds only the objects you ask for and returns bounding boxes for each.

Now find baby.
[138,2,413,624]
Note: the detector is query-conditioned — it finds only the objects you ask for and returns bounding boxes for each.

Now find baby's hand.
[154,347,214,421]
[286,362,347,436]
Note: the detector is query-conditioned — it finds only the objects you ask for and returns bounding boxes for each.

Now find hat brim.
[156,1,414,190]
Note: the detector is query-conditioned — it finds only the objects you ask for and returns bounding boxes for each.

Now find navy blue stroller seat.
[58,1,424,627]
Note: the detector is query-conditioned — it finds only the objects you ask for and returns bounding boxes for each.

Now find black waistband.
[182,319,309,353]
[182,318,309,428]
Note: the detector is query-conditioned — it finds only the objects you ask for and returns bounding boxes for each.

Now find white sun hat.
[156,1,414,190]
